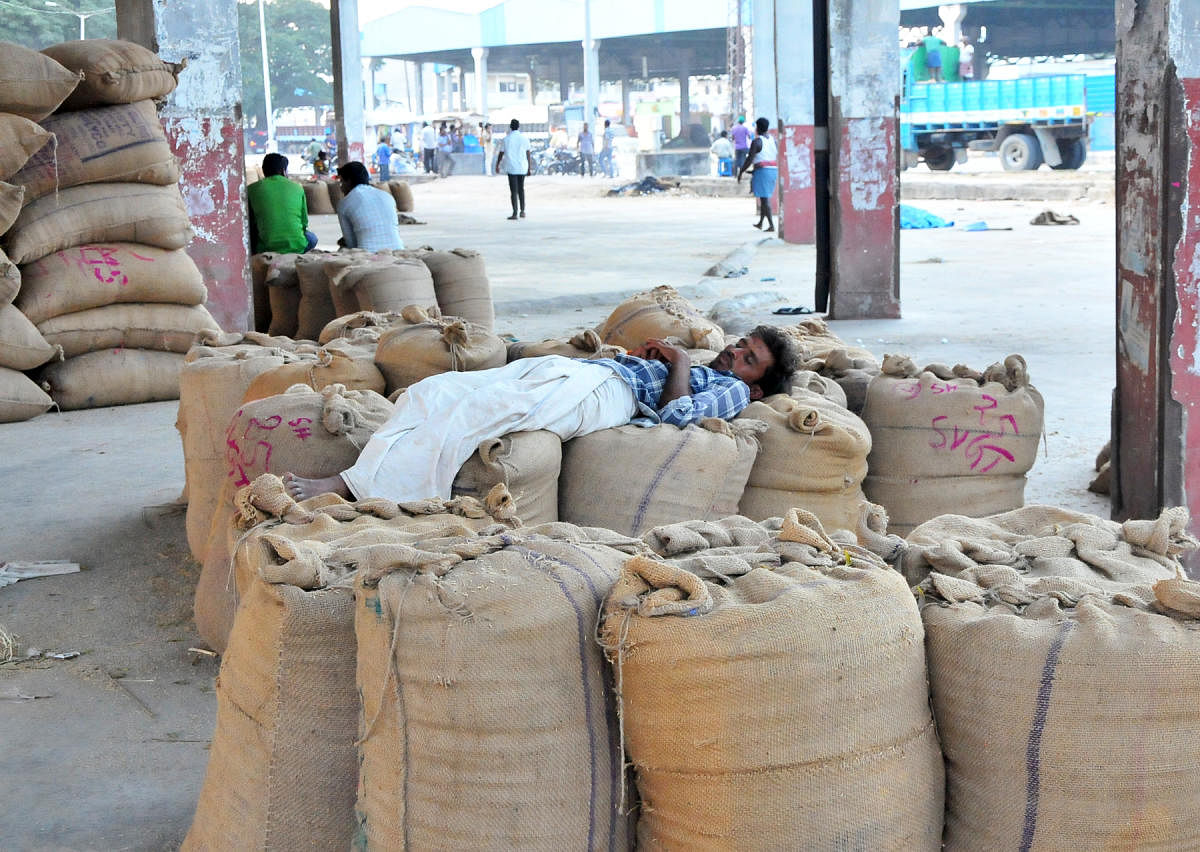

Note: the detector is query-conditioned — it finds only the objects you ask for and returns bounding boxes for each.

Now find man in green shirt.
[246,153,318,254]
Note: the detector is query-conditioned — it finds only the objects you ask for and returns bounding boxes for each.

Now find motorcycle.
[532,147,583,175]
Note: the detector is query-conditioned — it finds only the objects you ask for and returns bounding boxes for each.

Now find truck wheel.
[924,147,956,171]
[999,134,1043,171]
[1050,138,1087,170]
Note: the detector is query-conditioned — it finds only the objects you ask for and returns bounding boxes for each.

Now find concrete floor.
[1,169,1114,849]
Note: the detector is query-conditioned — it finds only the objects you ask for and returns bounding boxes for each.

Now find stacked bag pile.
[1,38,218,411]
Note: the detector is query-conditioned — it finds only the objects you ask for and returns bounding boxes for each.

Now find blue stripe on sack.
[79,138,159,163]
[1020,620,1075,852]
[631,429,693,533]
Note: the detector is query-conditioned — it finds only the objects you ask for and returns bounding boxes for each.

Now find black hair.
[510,118,520,130]
[262,152,288,176]
[604,119,610,127]
[749,324,798,397]
[337,160,371,188]
[755,117,770,134]
[720,130,728,138]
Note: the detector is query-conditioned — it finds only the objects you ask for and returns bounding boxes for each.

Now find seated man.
[246,153,317,254]
[335,161,404,251]
[284,326,797,503]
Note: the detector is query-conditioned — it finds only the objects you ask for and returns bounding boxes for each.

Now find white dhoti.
[342,356,637,502]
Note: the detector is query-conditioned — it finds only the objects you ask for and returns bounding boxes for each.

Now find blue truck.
[900,72,1093,171]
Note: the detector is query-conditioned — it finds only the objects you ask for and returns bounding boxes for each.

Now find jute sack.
[40,348,183,409]
[11,101,178,202]
[301,179,335,215]
[320,254,365,317]
[355,525,634,851]
[4,183,193,265]
[318,309,408,345]
[0,181,25,237]
[194,385,393,651]
[782,319,881,414]
[0,41,81,121]
[386,179,414,212]
[417,248,495,331]
[0,247,18,306]
[248,252,276,333]
[17,243,206,325]
[256,252,302,338]
[789,367,849,408]
[372,305,506,394]
[337,255,436,314]
[242,346,386,402]
[37,303,220,358]
[559,418,766,536]
[0,114,53,181]
[0,303,59,370]
[325,178,344,210]
[451,430,562,525]
[862,354,1044,536]
[598,285,725,352]
[600,511,944,850]
[41,39,182,110]
[507,328,624,362]
[0,366,54,422]
[294,251,339,341]
[919,569,1200,850]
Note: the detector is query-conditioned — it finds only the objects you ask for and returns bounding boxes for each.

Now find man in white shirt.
[420,122,437,174]
[495,118,533,220]
[335,161,404,251]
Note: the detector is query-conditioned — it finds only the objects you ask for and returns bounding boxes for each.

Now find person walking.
[731,116,752,174]
[578,122,595,177]
[420,121,437,174]
[736,117,778,233]
[375,137,392,182]
[495,118,533,220]
[599,119,615,177]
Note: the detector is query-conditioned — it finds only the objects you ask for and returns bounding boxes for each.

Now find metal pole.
[257,0,275,145]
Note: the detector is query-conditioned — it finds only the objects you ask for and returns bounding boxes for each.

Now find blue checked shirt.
[592,354,751,427]
[337,184,404,251]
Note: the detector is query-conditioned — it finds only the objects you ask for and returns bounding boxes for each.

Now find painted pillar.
[621,76,632,123]
[678,53,691,130]
[826,0,900,318]
[472,47,489,118]
[559,56,570,103]
[330,0,365,166]
[115,0,250,332]
[772,0,816,244]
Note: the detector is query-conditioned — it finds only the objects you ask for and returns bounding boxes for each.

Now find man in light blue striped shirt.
[335,161,403,251]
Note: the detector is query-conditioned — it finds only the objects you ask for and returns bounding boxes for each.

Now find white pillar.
[413,61,424,115]
[583,1,600,124]
[750,0,776,123]
[472,47,489,118]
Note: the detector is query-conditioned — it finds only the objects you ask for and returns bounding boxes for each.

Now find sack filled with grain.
[242,345,385,402]
[386,179,413,212]
[789,368,849,408]
[293,251,339,340]
[559,418,765,535]
[254,252,302,338]
[506,328,624,362]
[862,354,1044,536]
[18,243,206,324]
[0,114,53,181]
[599,285,725,352]
[600,511,944,850]
[451,430,562,525]
[372,305,505,394]
[0,181,26,237]
[41,39,182,110]
[37,303,219,358]
[40,348,184,409]
[10,101,178,202]
[335,254,436,314]
[324,178,343,210]
[318,309,408,345]
[355,524,633,851]
[0,302,59,370]
[0,41,81,121]
[301,179,335,215]
[0,247,19,306]
[417,247,494,331]
[4,182,193,265]
[0,365,54,422]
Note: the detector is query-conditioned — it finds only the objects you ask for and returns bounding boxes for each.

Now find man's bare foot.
[282,472,352,501]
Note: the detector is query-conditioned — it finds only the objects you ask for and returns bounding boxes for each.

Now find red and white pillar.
[772,0,816,244]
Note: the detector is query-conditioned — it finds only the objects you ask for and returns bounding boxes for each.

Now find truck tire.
[924,147,956,171]
[1050,138,1087,170]
[999,134,1043,171]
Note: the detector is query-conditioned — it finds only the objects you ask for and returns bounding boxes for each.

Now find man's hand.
[631,338,688,365]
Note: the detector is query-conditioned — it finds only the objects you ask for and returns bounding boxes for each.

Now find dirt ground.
[0,166,1114,849]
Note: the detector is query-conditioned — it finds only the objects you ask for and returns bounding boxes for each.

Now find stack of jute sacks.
[1,38,218,411]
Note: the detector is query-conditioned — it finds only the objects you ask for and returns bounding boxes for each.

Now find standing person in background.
[736,117,778,233]
[304,137,322,166]
[710,130,734,176]
[731,116,752,175]
[390,126,405,152]
[420,121,437,174]
[958,37,975,80]
[481,123,494,175]
[578,122,595,177]
[599,119,615,177]
[247,153,318,254]
[335,161,404,251]
[495,118,533,220]
[312,150,330,176]
[437,124,454,177]
[923,33,945,82]
[375,137,392,182]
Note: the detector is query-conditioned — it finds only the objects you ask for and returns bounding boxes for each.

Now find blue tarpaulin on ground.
[900,204,954,229]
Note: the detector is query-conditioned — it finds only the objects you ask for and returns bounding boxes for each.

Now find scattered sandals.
[772,306,814,315]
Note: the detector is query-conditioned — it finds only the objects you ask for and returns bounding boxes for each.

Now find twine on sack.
[441,319,470,372]
[355,571,416,748]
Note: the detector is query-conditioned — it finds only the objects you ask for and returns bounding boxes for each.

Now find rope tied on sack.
[778,507,838,554]
[441,319,470,372]
[235,474,316,528]
[319,383,367,437]
[258,535,337,589]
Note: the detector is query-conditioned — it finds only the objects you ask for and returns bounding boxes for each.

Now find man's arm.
[496,149,505,172]
[246,202,260,254]
[526,150,534,174]
[737,138,762,182]
[640,338,692,409]
[658,377,751,427]
[337,200,357,249]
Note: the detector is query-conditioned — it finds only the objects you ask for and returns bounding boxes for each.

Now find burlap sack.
[294,251,339,341]
[318,310,407,345]
[372,306,506,394]
[40,348,183,409]
[301,179,335,215]
[0,366,54,422]
[920,571,1200,850]
[11,101,178,201]
[417,247,495,331]
[451,430,562,525]
[862,355,1045,536]
[739,391,871,486]
[559,418,765,535]
[386,179,414,212]
[325,178,344,210]
[18,243,206,325]
[600,515,944,850]
[0,114,53,181]
[242,346,386,402]
[193,385,393,651]
[0,41,81,121]
[4,183,193,265]
[337,255,436,314]
[0,181,25,237]
[356,525,633,851]
[41,39,182,110]
[318,254,362,317]
[249,253,275,333]
[598,285,725,351]
[507,328,624,362]
[37,303,219,358]
[0,247,18,306]
[782,319,882,414]
[255,252,302,338]
[0,303,59,370]
[789,368,849,408]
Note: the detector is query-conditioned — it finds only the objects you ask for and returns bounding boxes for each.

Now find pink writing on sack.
[72,245,156,287]
[929,394,1020,472]
[225,412,282,487]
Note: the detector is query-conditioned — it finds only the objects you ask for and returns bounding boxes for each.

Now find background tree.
[0,0,117,49]
[238,0,333,130]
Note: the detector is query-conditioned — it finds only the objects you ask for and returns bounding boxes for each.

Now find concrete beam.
[330,0,366,165]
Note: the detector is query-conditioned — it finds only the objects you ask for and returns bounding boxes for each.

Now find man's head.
[583,122,589,132]
[719,130,728,138]
[262,153,288,176]
[707,325,797,399]
[755,117,770,134]
[337,160,371,190]
[422,121,429,127]
[604,119,611,128]
[510,118,520,131]
[737,115,745,124]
